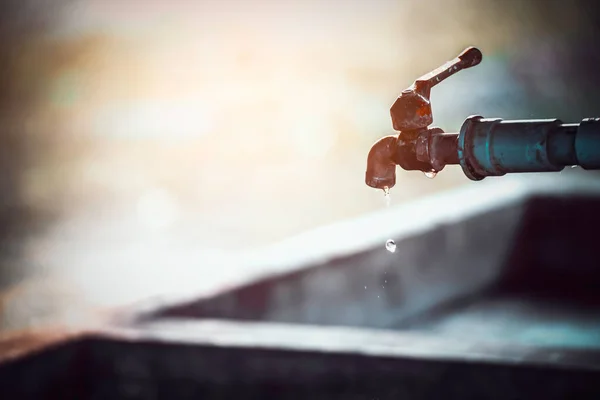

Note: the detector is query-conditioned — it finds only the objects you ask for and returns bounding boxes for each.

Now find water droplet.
[571,165,578,169]
[382,186,391,207]
[385,239,396,253]
[364,286,367,289]
[424,170,437,179]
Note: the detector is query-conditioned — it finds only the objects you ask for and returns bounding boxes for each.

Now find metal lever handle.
[413,47,482,98]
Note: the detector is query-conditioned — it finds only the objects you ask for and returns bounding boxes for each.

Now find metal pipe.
[430,133,459,168]
[365,117,600,187]
[455,116,600,180]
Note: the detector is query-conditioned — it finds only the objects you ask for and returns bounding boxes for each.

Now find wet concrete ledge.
[1,320,600,399]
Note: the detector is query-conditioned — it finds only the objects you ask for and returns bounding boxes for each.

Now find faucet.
[366,47,600,190]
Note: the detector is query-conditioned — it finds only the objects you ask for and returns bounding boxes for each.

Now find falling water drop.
[383,186,390,196]
[424,170,437,179]
[385,239,396,253]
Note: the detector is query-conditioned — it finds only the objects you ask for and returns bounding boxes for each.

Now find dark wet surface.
[396,291,600,349]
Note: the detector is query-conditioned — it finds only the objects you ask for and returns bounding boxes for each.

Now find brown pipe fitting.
[416,132,460,171]
[365,135,398,190]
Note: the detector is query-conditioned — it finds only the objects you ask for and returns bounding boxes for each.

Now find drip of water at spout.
[385,239,396,253]
[383,186,391,207]
[383,188,394,252]
[424,170,437,179]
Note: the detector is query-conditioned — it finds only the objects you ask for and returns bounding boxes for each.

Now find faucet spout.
[365,135,399,190]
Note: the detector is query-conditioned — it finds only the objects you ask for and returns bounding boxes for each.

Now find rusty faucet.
[366,47,600,190]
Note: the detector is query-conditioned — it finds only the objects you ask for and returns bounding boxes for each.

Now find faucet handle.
[414,47,482,95]
[390,47,482,132]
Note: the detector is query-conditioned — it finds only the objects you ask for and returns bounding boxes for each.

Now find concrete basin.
[2,175,600,398]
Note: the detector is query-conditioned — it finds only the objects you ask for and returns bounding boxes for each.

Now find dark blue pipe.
[457,116,600,181]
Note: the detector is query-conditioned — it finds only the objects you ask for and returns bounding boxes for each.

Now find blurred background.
[1,0,600,332]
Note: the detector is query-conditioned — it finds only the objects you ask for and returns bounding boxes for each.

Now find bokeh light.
[1,0,600,331]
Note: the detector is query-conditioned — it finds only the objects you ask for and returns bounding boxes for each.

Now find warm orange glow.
[4,0,550,328]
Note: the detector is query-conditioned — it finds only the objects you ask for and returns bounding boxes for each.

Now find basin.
[142,176,600,349]
[2,175,600,399]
